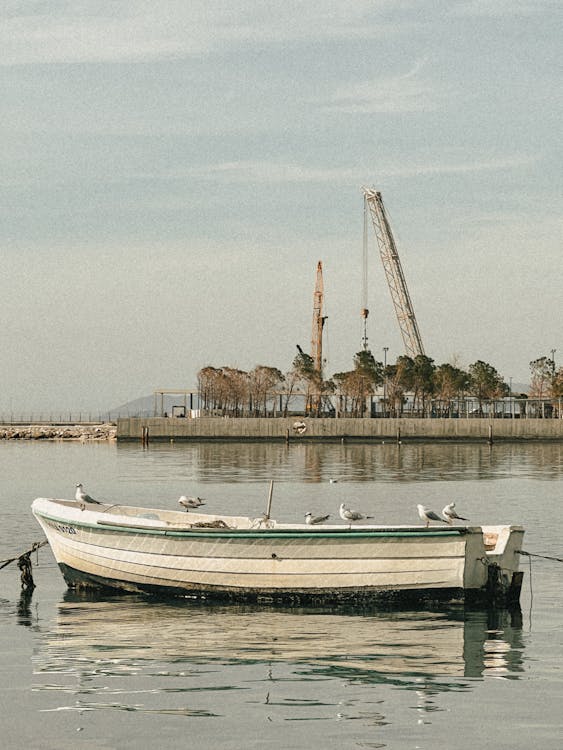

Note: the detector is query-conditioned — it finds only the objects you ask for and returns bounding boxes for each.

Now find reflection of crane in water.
[362,188,425,358]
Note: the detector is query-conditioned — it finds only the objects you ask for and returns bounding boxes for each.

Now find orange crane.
[311,260,327,376]
[362,188,425,358]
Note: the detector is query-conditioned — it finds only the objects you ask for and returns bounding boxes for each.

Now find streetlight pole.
[383,347,389,417]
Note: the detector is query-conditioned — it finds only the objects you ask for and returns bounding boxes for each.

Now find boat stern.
[464,525,525,606]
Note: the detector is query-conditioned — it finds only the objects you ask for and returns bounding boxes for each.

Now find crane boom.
[311,260,326,375]
[363,188,425,358]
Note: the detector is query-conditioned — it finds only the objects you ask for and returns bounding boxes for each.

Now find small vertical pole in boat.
[141,426,150,447]
[265,480,274,519]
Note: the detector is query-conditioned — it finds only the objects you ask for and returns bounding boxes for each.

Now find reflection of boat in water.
[32,497,524,606]
[33,594,525,688]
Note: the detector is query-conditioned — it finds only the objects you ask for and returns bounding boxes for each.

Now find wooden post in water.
[141,426,150,447]
[397,427,401,445]
[488,424,493,445]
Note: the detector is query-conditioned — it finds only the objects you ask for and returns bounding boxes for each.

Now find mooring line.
[0,539,48,571]
[517,550,563,564]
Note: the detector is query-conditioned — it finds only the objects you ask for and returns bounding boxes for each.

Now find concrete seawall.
[117,417,563,442]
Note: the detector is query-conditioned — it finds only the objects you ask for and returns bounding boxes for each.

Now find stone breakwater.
[0,423,117,441]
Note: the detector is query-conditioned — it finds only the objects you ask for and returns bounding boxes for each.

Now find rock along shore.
[0,423,117,441]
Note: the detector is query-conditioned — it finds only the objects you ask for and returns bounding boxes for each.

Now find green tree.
[468,360,508,413]
[411,355,436,416]
[293,346,322,415]
[333,350,383,417]
[529,356,555,399]
[552,368,563,399]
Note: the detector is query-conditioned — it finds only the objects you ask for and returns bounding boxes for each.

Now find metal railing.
[0,413,117,425]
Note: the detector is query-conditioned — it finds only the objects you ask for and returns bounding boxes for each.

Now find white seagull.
[417,504,446,527]
[339,503,373,522]
[75,483,101,504]
[305,512,330,525]
[442,502,468,525]
[178,495,206,511]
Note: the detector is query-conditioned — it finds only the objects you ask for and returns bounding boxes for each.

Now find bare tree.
[248,366,285,416]
[433,363,469,416]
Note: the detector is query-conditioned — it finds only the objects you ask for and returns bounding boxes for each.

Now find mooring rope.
[0,539,48,570]
[0,539,48,589]
[517,550,563,564]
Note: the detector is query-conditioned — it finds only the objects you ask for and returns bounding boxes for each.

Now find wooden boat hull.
[32,498,524,606]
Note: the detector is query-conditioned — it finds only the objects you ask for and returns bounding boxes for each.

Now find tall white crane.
[362,188,425,358]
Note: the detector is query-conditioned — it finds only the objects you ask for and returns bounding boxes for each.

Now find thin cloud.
[1,1,410,66]
[451,0,559,17]
[169,155,535,184]
[326,61,442,114]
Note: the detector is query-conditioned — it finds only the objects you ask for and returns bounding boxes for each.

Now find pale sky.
[1,0,561,412]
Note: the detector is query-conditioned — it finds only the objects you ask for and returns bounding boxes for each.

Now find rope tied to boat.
[516,550,563,564]
[0,539,48,589]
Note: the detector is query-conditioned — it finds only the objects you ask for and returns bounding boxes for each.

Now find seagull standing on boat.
[339,503,373,522]
[178,496,206,511]
[305,512,330,525]
[442,502,468,524]
[75,483,101,504]
[417,504,446,527]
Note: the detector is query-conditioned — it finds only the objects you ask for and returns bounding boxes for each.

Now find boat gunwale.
[32,498,523,541]
[33,505,472,539]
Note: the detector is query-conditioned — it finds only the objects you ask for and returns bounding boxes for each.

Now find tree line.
[197,351,562,418]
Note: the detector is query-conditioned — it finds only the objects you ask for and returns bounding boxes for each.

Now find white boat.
[31,497,525,606]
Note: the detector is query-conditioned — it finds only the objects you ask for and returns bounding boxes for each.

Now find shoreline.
[0,423,117,441]
[117,416,563,443]
[1,416,562,443]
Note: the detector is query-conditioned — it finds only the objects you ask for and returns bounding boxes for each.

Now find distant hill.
[107,381,530,420]
[105,393,201,419]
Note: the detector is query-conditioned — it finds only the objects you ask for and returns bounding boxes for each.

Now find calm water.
[1,441,562,749]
